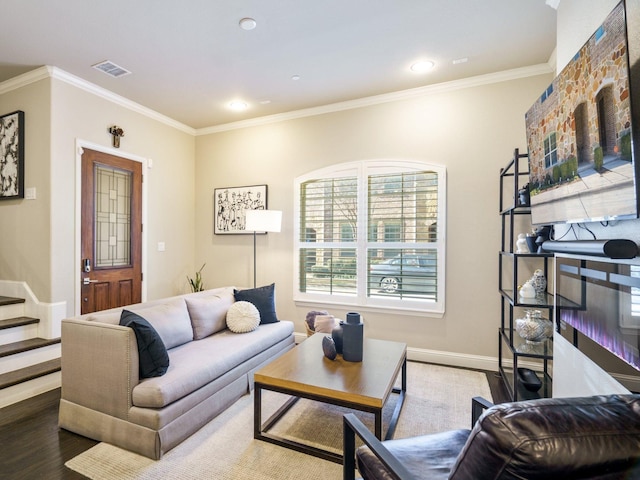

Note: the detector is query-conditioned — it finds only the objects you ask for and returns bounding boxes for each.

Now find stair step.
[0,358,61,390]
[0,297,25,307]
[0,316,39,331]
[0,338,61,358]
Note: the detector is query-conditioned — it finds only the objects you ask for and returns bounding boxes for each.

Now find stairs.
[0,296,61,408]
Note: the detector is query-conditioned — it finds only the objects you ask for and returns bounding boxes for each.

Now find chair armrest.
[343,413,416,480]
[471,396,494,426]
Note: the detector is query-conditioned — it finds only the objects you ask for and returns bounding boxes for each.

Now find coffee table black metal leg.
[386,356,407,440]
[254,383,262,438]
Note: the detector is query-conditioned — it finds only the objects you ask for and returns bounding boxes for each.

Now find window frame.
[293,159,446,316]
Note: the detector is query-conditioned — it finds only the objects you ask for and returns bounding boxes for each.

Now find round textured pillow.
[226,301,261,333]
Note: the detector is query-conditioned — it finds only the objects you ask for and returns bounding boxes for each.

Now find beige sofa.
[58,286,295,459]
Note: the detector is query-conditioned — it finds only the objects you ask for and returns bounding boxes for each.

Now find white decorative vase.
[516,233,529,253]
[519,281,536,299]
[531,269,547,295]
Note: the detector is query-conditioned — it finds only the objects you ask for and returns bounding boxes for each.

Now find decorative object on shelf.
[530,269,547,295]
[304,310,329,336]
[342,312,364,362]
[525,233,538,253]
[534,225,552,254]
[518,183,530,206]
[517,367,542,392]
[0,110,25,200]
[515,310,553,343]
[187,263,206,292]
[516,233,529,253]
[108,125,124,148]
[518,281,536,299]
[322,336,337,360]
[331,322,344,354]
[214,184,268,235]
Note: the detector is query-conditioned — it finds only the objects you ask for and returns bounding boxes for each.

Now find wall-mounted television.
[526,0,640,225]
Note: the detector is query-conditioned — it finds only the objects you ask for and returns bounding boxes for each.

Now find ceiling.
[0,0,557,130]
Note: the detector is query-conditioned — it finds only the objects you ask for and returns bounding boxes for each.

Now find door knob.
[83,278,99,285]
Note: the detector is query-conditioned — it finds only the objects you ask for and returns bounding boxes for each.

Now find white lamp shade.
[245,209,282,233]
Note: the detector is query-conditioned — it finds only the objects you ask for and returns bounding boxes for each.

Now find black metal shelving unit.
[498,148,553,401]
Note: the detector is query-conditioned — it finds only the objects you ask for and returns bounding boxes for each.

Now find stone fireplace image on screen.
[525,1,636,225]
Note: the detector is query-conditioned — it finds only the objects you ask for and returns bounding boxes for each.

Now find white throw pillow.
[226,301,261,333]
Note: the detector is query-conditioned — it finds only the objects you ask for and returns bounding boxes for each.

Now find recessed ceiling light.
[229,100,249,111]
[239,17,257,30]
[410,60,435,73]
[452,57,468,65]
[291,75,301,81]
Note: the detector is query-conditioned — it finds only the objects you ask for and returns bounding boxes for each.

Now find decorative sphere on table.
[322,336,337,360]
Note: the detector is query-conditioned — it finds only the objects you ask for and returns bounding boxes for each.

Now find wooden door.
[81,148,142,314]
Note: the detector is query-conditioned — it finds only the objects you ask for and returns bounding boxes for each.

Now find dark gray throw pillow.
[119,309,170,378]
[234,283,279,324]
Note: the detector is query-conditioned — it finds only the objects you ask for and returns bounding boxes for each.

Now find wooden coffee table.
[253,333,407,464]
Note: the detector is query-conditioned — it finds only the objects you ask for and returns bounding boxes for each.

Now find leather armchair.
[343,394,640,480]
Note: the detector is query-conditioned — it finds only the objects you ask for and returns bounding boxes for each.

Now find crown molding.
[0,65,52,95]
[196,63,554,135]
[1,63,554,138]
[0,66,196,135]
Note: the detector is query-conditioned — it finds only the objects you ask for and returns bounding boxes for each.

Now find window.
[544,132,558,169]
[595,25,606,43]
[295,160,446,315]
[540,84,554,103]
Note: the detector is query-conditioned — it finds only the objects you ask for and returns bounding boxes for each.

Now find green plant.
[620,133,632,160]
[187,263,206,292]
[594,146,604,171]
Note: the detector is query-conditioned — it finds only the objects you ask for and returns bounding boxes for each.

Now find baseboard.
[294,332,499,372]
[611,372,640,393]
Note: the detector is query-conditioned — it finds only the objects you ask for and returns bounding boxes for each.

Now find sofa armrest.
[61,318,140,419]
[471,396,494,426]
[343,413,416,480]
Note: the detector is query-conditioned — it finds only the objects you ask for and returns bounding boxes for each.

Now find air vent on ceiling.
[92,60,131,78]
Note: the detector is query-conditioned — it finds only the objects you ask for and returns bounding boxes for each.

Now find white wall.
[0,69,198,318]
[0,75,52,300]
[195,72,554,367]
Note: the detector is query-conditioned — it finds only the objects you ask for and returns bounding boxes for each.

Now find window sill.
[293,298,444,319]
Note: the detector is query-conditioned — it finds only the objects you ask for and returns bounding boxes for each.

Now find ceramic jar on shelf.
[530,269,547,295]
[515,310,553,344]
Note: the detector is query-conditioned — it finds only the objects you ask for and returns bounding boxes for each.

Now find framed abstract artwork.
[214,184,267,234]
[0,110,25,200]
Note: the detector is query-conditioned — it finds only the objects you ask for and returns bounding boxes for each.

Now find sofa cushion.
[119,310,170,378]
[226,301,261,333]
[185,291,235,339]
[234,283,278,324]
[130,299,193,349]
[131,320,294,408]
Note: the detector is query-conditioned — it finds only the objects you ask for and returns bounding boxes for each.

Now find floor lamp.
[245,209,282,288]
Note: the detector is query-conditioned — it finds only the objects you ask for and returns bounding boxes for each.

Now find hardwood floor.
[0,371,509,480]
[0,388,96,480]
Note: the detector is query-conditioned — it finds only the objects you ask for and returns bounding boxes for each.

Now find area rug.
[66,362,492,480]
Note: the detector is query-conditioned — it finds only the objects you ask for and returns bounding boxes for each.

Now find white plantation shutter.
[295,160,446,315]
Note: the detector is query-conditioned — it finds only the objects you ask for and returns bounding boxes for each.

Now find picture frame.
[214,184,267,234]
[0,110,25,200]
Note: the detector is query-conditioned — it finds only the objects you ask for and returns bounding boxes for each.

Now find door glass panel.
[95,165,131,268]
